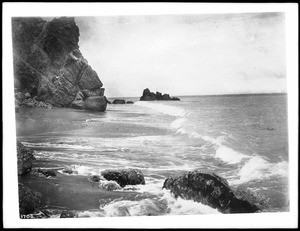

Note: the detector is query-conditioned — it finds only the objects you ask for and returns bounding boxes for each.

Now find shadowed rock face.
[101,169,145,187]
[140,88,180,101]
[163,170,260,214]
[12,17,106,111]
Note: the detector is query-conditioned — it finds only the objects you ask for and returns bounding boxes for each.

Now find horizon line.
[106,92,287,99]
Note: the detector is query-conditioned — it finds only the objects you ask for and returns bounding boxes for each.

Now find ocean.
[17,93,289,217]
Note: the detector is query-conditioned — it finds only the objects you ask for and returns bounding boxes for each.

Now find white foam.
[233,156,289,184]
[214,145,249,164]
[161,190,220,215]
[135,101,187,117]
[170,118,187,129]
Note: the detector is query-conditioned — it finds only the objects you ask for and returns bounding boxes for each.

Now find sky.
[75,12,286,98]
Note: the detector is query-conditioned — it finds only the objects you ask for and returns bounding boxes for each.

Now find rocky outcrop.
[19,185,42,215]
[140,88,180,101]
[126,101,134,104]
[101,169,145,187]
[163,170,260,214]
[12,17,107,111]
[17,141,35,175]
[112,99,126,104]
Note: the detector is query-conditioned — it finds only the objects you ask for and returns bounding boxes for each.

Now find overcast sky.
[75,12,286,97]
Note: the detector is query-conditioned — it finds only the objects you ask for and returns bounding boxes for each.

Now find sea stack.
[12,17,107,111]
[140,88,180,101]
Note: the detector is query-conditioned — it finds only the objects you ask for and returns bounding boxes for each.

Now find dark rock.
[156,91,163,100]
[33,168,56,178]
[88,175,102,182]
[126,101,134,104]
[60,210,78,218]
[101,169,145,187]
[17,141,35,175]
[12,17,106,111]
[162,94,171,100]
[140,88,180,101]
[163,170,260,214]
[84,96,107,112]
[19,185,42,215]
[112,99,126,104]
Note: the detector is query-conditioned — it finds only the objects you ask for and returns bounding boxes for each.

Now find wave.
[232,156,288,184]
[167,115,288,185]
[214,146,248,164]
[135,101,187,117]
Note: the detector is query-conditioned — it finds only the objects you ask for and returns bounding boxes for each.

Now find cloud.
[75,13,286,97]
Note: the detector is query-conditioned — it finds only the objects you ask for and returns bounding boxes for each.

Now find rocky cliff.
[12,17,107,111]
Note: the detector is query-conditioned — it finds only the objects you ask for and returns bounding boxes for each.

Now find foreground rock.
[84,96,107,112]
[17,141,35,175]
[163,170,260,214]
[12,17,107,111]
[19,185,42,215]
[140,88,180,101]
[101,169,145,187]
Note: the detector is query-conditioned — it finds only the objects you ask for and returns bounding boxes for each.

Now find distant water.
[18,94,289,217]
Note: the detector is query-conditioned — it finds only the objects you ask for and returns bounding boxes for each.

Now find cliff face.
[12,17,106,110]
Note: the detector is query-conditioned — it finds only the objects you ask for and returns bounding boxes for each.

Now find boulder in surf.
[101,169,145,187]
[163,170,260,214]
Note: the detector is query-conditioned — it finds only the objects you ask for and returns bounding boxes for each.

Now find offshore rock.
[112,99,126,104]
[17,141,35,175]
[19,185,42,215]
[12,17,106,111]
[101,169,145,187]
[163,170,260,214]
[126,101,134,104]
[84,96,107,112]
[140,88,180,101]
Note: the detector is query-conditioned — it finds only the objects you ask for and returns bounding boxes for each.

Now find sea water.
[18,94,289,217]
